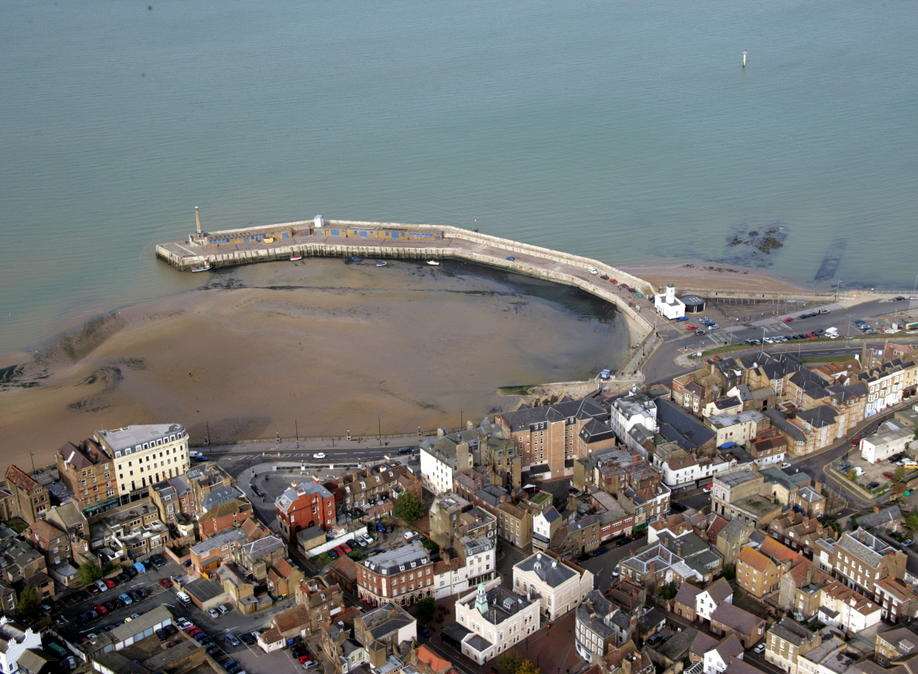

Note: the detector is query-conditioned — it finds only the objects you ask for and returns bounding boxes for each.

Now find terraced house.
[816,528,906,595]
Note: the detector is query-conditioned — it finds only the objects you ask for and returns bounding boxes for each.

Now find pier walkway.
[156,217,665,374]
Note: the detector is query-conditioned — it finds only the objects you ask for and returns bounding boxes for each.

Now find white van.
[176,591,192,605]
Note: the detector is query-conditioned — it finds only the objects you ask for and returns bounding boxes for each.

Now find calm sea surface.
[2,0,917,352]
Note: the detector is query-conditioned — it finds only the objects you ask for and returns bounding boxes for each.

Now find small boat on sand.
[376,260,387,267]
[290,254,303,262]
[426,260,440,266]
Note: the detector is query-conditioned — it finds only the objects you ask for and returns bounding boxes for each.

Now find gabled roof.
[711,602,763,634]
[704,578,733,604]
[738,546,776,573]
[500,397,606,431]
[656,398,716,450]
[797,405,838,429]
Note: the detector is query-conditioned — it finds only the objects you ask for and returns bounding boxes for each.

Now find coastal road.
[644,296,918,383]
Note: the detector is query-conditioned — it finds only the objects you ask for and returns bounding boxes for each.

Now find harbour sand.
[0,260,629,470]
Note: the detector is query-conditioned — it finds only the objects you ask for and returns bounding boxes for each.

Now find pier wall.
[155,219,661,367]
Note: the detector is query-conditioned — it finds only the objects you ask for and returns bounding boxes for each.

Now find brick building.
[3,465,49,524]
[357,542,433,607]
[495,397,607,477]
[55,438,118,514]
[275,480,336,543]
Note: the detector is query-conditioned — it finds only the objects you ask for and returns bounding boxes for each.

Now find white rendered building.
[94,424,190,496]
[512,552,594,622]
[0,617,41,674]
[433,537,497,599]
[654,285,686,320]
[455,581,540,665]
[860,420,913,464]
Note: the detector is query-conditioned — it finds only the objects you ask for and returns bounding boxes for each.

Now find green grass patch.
[498,384,535,395]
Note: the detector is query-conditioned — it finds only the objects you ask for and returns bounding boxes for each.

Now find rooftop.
[275,479,333,512]
[460,585,534,625]
[514,552,577,587]
[95,424,186,454]
[364,541,430,575]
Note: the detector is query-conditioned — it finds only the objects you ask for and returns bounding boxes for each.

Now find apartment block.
[94,424,190,495]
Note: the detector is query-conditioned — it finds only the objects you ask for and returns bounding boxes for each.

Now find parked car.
[781,461,792,469]
[176,591,192,605]
[208,608,221,619]
[224,633,242,648]
[176,617,193,629]
[95,580,108,593]
[587,266,599,275]
[159,578,173,589]
[218,603,231,615]
[119,593,133,606]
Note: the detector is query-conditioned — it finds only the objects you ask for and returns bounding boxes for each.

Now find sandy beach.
[0,260,629,471]
[621,261,811,295]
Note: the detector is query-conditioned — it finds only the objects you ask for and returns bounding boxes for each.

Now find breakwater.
[155,217,662,372]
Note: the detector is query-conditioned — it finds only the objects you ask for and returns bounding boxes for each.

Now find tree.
[515,661,541,674]
[77,561,104,586]
[393,492,424,524]
[657,581,678,601]
[414,597,436,625]
[906,512,918,533]
[496,655,541,674]
[16,585,39,618]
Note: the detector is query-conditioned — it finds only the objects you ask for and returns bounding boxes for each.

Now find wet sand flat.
[0,260,629,470]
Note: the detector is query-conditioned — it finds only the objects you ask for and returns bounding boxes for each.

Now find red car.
[188,627,203,637]
[104,578,116,589]
[159,578,173,589]
[94,604,108,616]
[685,324,699,331]
[298,655,314,665]
[783,316,794,324]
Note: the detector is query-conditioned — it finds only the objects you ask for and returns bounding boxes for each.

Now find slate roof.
[789,369,830,400]
[515,553,577,587]
[710,602,763,635]
[797,405,838,429]
[500,397,606,432]
[837,528,894,567]
[739,351,803,381]
[765,410,806,442]
[656,398,716,451]
[769,617,815,646]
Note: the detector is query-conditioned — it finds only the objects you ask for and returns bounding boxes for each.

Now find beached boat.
[190,262,211,273]
[375,260,387,267]
[290,254,303,262]
[426,260,440,266]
